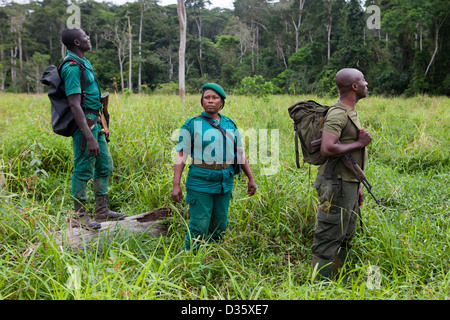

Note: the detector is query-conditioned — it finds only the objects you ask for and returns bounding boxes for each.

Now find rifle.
[311,138,383,205]
[100,92,111,142]
[339,153,383,205]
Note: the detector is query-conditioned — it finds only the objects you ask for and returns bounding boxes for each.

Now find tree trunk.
[326,0,332,60]
[127,15,133,92]
[119,48,124,93]
[138,4,144,92]
[54,207,172,250]
[177,0,187,100]
[425,15,446,77]
[18,24,23,75]
[292,0,305,52]
[250,21,256,75]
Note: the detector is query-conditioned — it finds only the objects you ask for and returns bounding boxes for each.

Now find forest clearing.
[0,93,448,300]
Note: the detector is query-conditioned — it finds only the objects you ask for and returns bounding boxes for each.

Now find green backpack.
[288,99,330,167]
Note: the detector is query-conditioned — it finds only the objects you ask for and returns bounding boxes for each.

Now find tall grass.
[0,93,448,300]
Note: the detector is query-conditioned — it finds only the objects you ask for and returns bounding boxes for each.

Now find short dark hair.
[61,28,82,50]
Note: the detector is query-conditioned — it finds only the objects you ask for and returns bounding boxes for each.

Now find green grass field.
[0,93,449,300]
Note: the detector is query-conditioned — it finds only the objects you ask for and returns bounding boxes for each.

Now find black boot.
[94,195,127,222]
[311,254,334,283]
[333,248,351,283]
[71,199,102,230]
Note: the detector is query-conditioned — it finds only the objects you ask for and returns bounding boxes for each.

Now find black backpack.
[41,57,86,137]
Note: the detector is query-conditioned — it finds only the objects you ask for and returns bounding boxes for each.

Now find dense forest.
[0,0,449,96]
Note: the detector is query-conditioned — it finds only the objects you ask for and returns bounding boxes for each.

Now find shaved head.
[335,68,364,91]
[335,68,369,103]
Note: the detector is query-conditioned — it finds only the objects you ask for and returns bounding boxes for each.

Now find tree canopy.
[0,0,448,96]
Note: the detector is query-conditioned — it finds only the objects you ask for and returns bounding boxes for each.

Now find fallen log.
[53,206,172,250]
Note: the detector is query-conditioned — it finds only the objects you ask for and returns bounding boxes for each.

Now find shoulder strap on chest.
[58,57,87,107]
[329,106,366,170]
[328,105,360,130]
[197,114,238,149]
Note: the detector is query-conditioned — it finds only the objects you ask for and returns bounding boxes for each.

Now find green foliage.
[288,43,313,67]
[0,93,449,300]
[154,81,179,95]
[1,0,449,96]
[235,75,274,97]
[317,67,339,97]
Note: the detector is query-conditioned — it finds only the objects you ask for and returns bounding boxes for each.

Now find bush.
[235,75,274,97]
[154,81,178,95]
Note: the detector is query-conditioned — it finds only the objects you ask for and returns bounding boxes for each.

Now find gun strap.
[197,115,241,178]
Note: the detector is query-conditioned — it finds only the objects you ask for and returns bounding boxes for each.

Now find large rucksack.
[288,99,330,167]
[41,57,86,137]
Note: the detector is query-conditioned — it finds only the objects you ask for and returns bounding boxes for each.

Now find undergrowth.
[0,93,448,300]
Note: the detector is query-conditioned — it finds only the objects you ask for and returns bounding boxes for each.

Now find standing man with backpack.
[60,27,126,229]
[311,68,373,282]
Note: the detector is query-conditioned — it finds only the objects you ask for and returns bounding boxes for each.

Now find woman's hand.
[172,151,187,203]
[247,178,257,196]
[172,184,183,203]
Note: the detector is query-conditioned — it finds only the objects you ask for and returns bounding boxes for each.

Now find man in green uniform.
[60,28,126,229]
[311,68,373,282]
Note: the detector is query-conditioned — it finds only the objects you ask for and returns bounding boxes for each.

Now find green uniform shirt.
[177,112,242,194]
[60,51,102,110]
[318,102,368,182]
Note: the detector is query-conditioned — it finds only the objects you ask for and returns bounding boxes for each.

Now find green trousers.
[71,113,113,201]
[312,174,360,261]
[184,189,232,253]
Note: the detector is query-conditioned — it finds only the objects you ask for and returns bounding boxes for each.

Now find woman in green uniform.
[172,83,257,253]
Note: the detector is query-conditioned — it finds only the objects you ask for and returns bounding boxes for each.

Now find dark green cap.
[201,83,226,100]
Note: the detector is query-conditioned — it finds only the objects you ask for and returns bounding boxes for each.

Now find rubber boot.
[311,254,334,283]
[71,199,102,230]
[94,194,127,222]
[333,248,351,283]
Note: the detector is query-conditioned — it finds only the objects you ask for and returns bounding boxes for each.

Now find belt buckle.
[214,162,221,170]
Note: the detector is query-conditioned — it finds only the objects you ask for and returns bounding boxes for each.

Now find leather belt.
[193,160,231,170]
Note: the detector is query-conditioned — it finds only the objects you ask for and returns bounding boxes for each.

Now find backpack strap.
[294,128,301,168]
[58,57,87,108]
[328,105,366,171]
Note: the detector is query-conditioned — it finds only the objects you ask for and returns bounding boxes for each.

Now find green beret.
[202,83,226,100]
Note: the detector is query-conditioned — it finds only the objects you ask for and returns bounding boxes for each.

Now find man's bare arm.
[67,93,100,158]
[320,128,372,158]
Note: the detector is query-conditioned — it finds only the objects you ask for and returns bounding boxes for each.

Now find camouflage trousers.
[311,174,360,261]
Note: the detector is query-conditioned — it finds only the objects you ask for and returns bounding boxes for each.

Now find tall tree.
[222,16,251,63]
[177,0,187,99]
[291,0,306,52]
[337,0,367,68]
[127,14,133,91]
[104,18,130,93]
[137,0,153,92]
[234,0,269,74]
[186,0,211,61]
[3,2,28,88]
